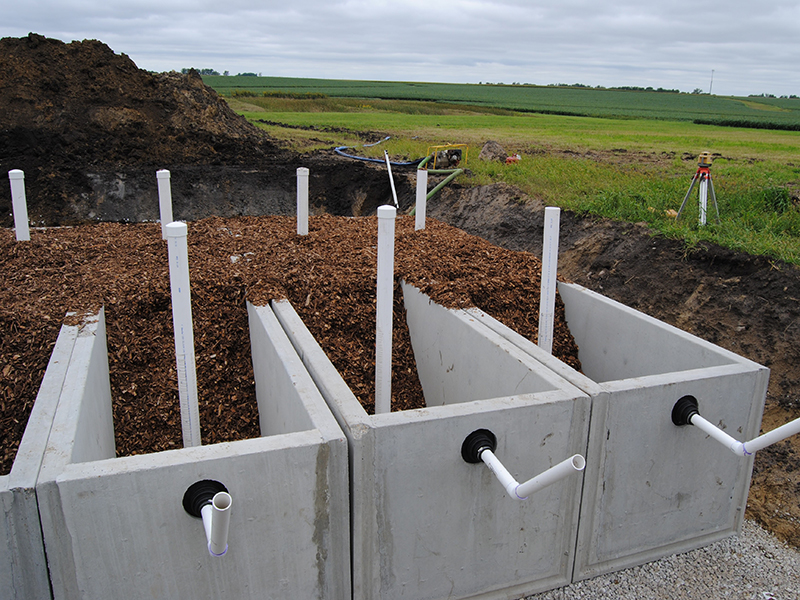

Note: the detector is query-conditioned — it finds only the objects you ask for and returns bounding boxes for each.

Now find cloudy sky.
[4,1,799,97]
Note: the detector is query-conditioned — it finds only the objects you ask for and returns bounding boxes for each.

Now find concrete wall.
[36,304,350,600]
[273,294,591,600]
[0,319,81,600]
[469,282,769,581]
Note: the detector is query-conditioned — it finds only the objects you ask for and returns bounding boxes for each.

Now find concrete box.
[273,283,592,600]
[468,281,769,581]
[1,320,81,600]
[36,304,350,600]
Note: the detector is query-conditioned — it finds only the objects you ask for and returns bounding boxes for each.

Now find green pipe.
[426,169,463,201]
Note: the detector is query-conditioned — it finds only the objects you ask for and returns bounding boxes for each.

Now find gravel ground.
[527,520,800,600]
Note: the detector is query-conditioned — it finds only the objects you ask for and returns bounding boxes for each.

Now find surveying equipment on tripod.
[676,152,720,226]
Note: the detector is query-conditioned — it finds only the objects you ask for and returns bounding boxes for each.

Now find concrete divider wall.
[0,320,80,600]
[272,294,591,600]
[468,282,770,581]
[36,304,350,600]
[402,283,567,404]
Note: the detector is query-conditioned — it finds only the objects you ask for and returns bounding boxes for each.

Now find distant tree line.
[182,68,264,77]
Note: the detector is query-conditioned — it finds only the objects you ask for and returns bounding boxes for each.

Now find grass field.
[220,88,800,265]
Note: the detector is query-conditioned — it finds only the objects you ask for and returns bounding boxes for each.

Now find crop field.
[204,75,800,130]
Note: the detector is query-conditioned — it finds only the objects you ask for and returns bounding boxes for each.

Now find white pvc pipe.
[297,167,309,236]
[8,170,30,241]
[375,205,396,414]
[166,222,201,447]
[384,150,399,208]
[479,449,521,498]
[538,207,560,353]
[480,448,585,500]
[699,177,708,226]
[201,491,232,556]
[156,170,174,240]
[745,417,800,454]
[415,168,428,231]
[690,412,800,457]
[516,454,586,499]
[688,414,744,455]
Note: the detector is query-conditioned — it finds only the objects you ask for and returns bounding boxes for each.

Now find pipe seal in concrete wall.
[183,480,229,517]
[461,429,497,463]
[671,395,699,427]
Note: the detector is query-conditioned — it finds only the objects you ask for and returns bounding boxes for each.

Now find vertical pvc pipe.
[166,222,201,447]
[8,170,30,241]
[156,170,173,240]
[297,167,309,236]
[415,168,428,231]
[384,151,399,208]
[538,207,560,353]
[375,205,396,414]
[698,176,708,226]
[202,492,232,556]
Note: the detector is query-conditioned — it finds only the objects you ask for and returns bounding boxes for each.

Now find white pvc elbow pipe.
[479,449,520,498]
[480,449,585,500]
[166,222,201,447]
[688,413,747,456]
[676,396,800,457]
[8,169,30,242]
[375,205,396,414]
[156,170,173,240]
[516,454,586,499]
[538,207,560,353]
[297,167,309,236]
[415,168,428,231]
[201,492,232,557]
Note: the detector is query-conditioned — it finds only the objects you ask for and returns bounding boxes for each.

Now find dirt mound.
[0,33,292,225]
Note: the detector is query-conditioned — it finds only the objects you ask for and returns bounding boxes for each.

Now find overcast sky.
[3,1,799,97]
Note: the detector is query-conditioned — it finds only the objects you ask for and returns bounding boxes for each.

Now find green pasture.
[224,94,800,265]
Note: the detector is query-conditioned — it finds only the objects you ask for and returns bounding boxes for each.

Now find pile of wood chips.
[0,216,579,472]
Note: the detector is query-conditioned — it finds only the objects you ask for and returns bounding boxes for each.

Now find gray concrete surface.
[470,281,769,582]
[273,291,591,600]
[35,304,350,600]
[0,318,80,600]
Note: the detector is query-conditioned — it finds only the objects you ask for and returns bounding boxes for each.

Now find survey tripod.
[676,152,720,225]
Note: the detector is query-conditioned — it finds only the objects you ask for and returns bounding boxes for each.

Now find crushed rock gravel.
[527,520,800,600]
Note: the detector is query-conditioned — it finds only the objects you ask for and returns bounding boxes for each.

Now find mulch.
[0,215,579,474]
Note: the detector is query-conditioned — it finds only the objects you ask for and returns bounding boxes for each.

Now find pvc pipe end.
[297,167,309,176]
[377,205,396,219]
[8,169,24,180]
[213,491,232,511]
[208,543,228,557]
[182,480,229,518]
[571,454,586,471]
[156,169,171,178]
[672,395,699,426]
[165,221,188,238]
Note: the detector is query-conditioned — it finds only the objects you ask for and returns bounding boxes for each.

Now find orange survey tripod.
[676,152,720,225]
